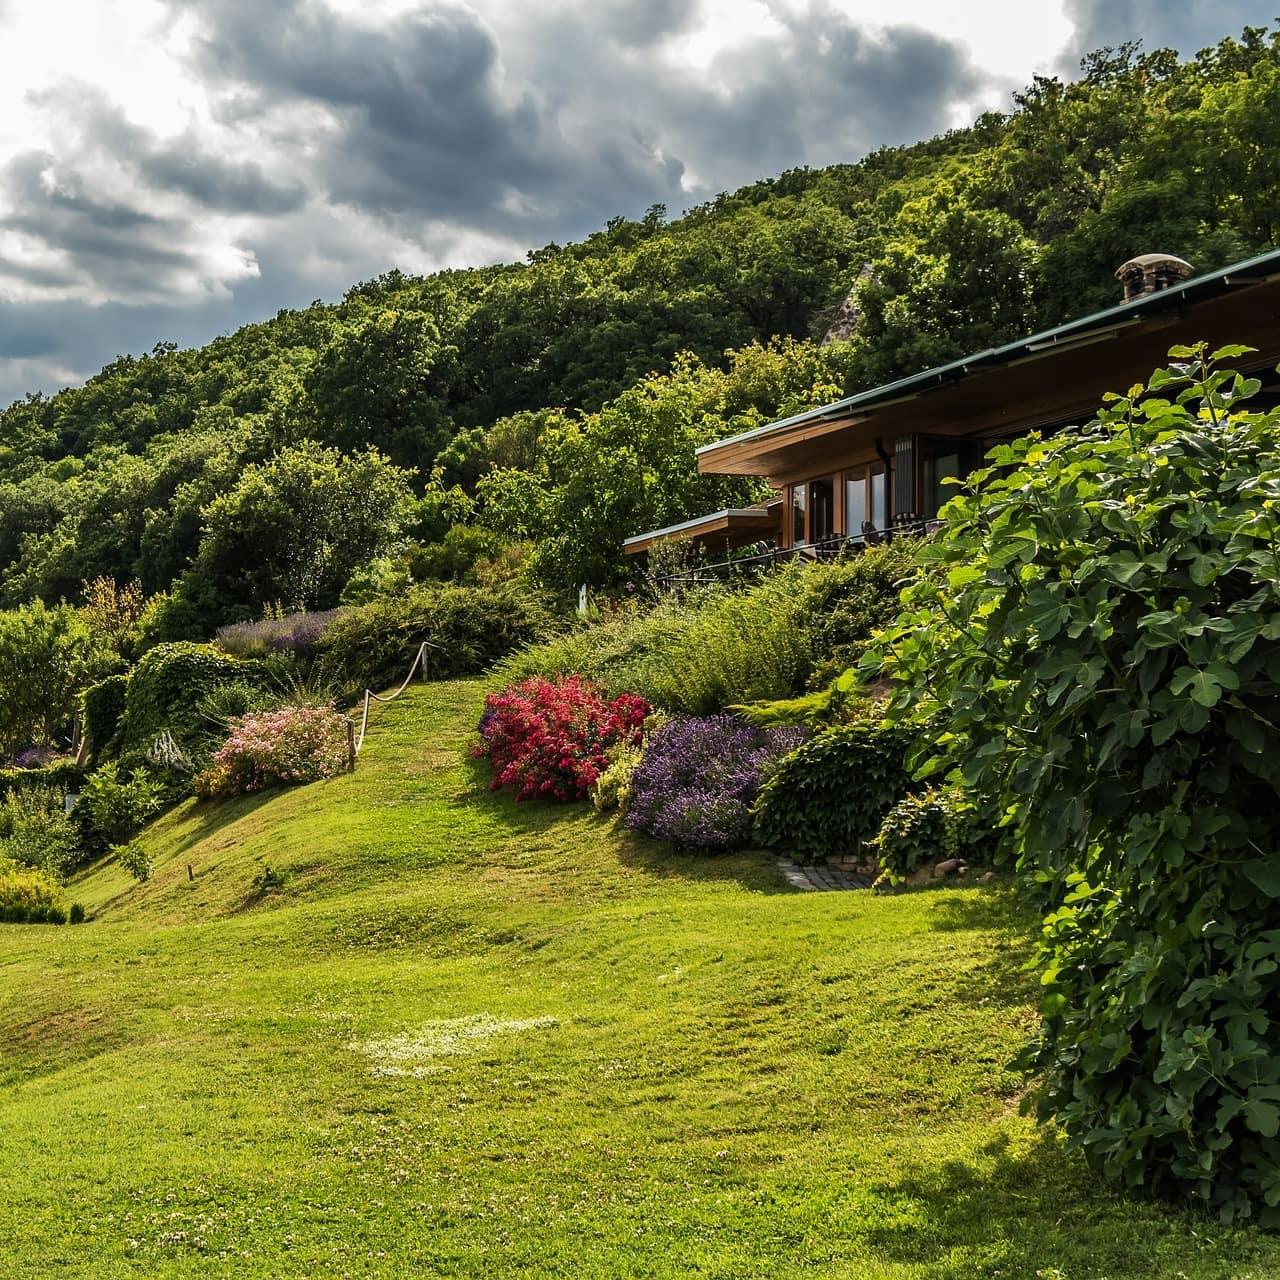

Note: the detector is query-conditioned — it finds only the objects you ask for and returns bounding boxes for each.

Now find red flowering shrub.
[194,705,349,799]
[474,676,648,802]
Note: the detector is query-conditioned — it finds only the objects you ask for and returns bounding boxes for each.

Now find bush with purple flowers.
[216,610,344,661]
[625,716,803,851]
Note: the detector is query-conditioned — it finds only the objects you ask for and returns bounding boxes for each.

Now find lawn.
[1,681,1277,1278]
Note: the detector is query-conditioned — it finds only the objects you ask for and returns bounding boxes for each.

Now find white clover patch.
[353,1014,559,1077]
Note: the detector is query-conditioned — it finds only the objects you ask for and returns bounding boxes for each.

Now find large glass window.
[923,450,961,518]
[809,478,834,544]
[790,483,807,547]
[870,469,887,531]
[844,474,867,539]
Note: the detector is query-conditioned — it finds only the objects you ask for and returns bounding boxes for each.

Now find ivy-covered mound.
[863,345,1280,1223]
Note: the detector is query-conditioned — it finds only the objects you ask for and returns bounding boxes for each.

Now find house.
[624,249,1280,562]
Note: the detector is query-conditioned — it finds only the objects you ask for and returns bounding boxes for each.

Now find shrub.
[494,553,928,716]
[0,788,79,876]
[800,541,926,685]
[862,345,1280,1221]
[194,705,350,799]
[215,610,343,661]
[68,902,85,924]
[0,600,115,756]
[626,716,804,851]
[81,674,129,762]
[118,642,270,756]
[76,763,163,852]
[869,787,987,883]
[753,721,915,863]
[114,842,152,883]
[474,676,648,803]
[0,762,85,803]
[590,741,643,814]
[0,860,64,924]
[318,583,560,697]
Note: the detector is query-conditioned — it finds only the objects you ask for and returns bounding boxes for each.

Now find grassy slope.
[0,683,1277,1279]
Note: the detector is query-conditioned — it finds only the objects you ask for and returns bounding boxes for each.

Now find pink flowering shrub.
[474,675,649,802]
[194,705,349,799]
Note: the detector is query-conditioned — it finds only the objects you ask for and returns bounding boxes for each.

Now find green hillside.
[3,683,1279,1277]
[3,27,1280,615]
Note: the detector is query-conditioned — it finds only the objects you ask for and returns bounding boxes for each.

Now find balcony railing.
[653,515,936,588]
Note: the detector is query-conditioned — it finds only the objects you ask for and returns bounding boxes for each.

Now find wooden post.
[346,717,357,772]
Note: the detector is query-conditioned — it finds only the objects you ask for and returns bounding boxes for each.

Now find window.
[844,474,867,538]
[870,469,887,531]
[922,449,961,518]
[842,465,888,537]
[809,478,834,544]
[790,483,807,547]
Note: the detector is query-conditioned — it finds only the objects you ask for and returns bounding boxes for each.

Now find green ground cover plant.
[2,682,1279,1277]
[864,345,1280,1222]
[754,720,916,864]
[870,787,989,884]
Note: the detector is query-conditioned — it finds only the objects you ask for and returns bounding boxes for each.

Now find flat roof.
[622,507,777,550]
[698,246,1280,461]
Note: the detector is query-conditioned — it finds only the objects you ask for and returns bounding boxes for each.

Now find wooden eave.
[622,505,781,556]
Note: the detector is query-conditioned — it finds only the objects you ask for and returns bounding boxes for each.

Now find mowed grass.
[1,683,1278,1279]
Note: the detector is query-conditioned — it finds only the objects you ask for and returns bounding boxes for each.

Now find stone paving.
[777,858,874,891]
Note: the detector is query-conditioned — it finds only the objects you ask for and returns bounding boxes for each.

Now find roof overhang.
[623,504,781,555]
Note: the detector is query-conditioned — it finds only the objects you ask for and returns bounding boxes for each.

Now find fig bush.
[862,345,1280,1222]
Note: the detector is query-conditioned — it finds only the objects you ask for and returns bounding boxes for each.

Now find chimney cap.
[1115,252,1195,278]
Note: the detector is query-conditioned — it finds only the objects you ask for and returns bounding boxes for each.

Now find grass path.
[1,682,1277,1278]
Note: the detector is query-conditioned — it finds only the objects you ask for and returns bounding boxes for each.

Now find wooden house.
[624,249,1280,562]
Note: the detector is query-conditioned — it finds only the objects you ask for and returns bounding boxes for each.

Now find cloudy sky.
[0,0,1275,407]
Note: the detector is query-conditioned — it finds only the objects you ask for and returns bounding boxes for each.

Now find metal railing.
[653,516,936,588]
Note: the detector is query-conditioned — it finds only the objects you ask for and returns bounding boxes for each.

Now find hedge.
[81,674,129,762]
[0,762,85,802]
[117,642,271,755]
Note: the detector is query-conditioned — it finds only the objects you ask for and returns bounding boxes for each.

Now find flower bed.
[474,676,648,803]
[626,716,804,851]
[194,705,350,799]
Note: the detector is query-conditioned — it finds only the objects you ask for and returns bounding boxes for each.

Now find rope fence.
[345,639,434,769]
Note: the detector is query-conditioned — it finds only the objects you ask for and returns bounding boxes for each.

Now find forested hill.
[3,27,1280,625]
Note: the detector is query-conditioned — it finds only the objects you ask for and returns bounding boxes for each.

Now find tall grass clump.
[491,598,698,697]
[493,546,924,715]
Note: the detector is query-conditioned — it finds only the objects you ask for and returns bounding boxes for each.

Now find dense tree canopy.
[2,25,1279,625]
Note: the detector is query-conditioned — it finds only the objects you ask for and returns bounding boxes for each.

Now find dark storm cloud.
[0,307,61,360]
[175,0,983,244]
[183,0,555,222]
[1061,0,1278,69]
